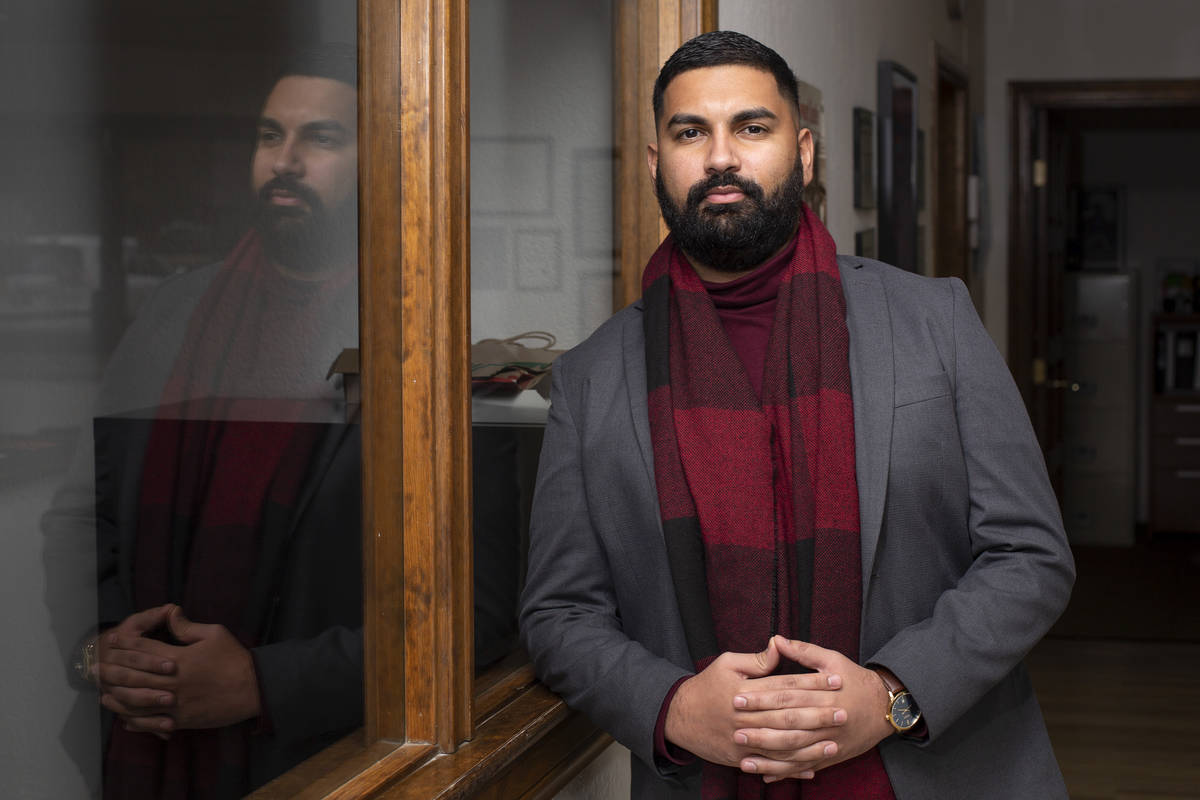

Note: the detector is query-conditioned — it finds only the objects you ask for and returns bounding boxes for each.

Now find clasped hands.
[664,635,894,783]
[89,604,262,740]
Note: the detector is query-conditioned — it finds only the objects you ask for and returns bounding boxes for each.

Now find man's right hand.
[96,604,179,738]
[664,638,845,774]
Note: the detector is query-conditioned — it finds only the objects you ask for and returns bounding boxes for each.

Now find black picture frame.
[877,60,919,272]
[855,228,877,260]
[853,107,875,210]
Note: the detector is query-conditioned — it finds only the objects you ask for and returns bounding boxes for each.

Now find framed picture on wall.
[853,107,875,210]
[877,60,919,272]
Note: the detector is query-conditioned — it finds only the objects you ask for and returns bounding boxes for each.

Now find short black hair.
[275,42,357,89]
[652,31,799,124]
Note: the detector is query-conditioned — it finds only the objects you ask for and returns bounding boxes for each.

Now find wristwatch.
[875,668,921,734]
[73,637,98,688]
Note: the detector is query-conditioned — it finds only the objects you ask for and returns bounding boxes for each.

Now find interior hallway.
[1028,535,1200,799]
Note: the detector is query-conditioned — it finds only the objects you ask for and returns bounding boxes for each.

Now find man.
[519,31,1074,800]
[43,46,362,798]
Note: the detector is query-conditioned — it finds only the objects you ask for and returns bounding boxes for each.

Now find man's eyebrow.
[301,120,351,135]
[257,116,283,130]
[665,112,709,128]
[730,107,778,125]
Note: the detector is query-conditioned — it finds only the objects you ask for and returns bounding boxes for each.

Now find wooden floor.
[1027,534,1200,799]
[1028,638,1200,799]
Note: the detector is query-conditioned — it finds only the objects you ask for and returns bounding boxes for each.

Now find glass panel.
[469,0,615,675]
[4,3,361,796]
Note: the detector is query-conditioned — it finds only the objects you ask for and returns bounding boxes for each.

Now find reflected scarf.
[643,204,894,799]
[104,231,349,800]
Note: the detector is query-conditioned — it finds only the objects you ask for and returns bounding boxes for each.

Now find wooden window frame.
[252,2,715,797]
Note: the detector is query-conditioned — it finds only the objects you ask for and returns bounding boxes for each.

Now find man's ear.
[647,142,659,184]
[797,127,814,186]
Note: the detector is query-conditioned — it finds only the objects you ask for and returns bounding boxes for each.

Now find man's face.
[252,75,357,273]
[648,65,813,275]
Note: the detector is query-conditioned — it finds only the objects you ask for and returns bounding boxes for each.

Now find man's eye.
[258,130,282,144]
[311,133,339,147]
[743,124,767,135]
[678,128,701,140]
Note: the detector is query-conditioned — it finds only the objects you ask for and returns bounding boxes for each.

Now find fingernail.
[733,695,747,708]
[161,661,172,672]
[742,760,757,773]
[735,732,748,744]
[801,771,815,780]
[159,694,171,706]
[824,743,837,756]
[827,674,842,688]
[834,709,847,724]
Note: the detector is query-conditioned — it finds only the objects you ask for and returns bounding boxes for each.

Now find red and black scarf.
[643,204,894,799]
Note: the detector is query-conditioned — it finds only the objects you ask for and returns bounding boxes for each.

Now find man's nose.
[273,137,304,177]
[705,130,740,175]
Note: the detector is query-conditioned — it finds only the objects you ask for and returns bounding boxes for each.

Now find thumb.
[738,637,781,678]
[166,605,205,645]
[774,637,837,671]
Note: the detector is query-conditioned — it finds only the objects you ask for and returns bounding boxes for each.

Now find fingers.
[110,704,175,737]
[739,739,838,779]
[733,708,846,751]
[735,670,842,706]
[101,643,176,677]
[97,659,176,692]
[101,691,176,727]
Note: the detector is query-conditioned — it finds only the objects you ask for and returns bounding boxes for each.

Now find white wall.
[984,0,1200,353]
[719,0,971,273]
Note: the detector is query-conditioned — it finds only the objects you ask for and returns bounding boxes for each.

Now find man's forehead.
[659,64,790,119]
[261,75,357,126]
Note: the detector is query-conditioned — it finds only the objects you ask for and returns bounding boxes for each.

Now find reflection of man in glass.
[44,46,361,798]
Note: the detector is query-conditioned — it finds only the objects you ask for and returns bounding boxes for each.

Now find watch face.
[890,692,921,730]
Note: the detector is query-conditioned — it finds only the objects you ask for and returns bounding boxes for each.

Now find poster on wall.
[796,79,827,223]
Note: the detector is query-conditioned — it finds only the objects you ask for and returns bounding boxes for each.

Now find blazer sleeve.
[519,353,692,778]
[865,277,1075,742]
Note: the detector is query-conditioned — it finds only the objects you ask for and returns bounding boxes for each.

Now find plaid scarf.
[643,204,894,799]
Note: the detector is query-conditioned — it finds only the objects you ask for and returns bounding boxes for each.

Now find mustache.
[685,171,765,209]
[258,176,324,211]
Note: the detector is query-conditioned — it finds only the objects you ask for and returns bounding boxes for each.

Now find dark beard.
[254,176,357,274]
[655,156,806,273]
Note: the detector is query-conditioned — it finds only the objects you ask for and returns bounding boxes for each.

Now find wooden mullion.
[360,0,408,745]
[395,0,472,750]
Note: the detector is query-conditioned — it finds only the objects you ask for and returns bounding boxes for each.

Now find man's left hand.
[731,636,895,782]
[102,605,262,734]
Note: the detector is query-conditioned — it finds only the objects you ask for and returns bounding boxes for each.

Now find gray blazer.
[519,256,1075,799]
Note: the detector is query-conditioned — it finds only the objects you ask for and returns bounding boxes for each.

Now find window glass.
[4,3,360,796]
[469,0,615,674]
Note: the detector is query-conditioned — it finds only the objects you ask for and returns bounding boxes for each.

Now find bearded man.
[519,31,1074,800]
[44,46,362,798]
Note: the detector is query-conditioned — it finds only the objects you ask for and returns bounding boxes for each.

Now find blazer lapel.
[839,259,894,603]
[622,301,659,502]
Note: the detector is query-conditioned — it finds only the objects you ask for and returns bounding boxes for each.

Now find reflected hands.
[99,604,261,737]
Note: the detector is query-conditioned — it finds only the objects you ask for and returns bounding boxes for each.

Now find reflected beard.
[655,156,807,273]
[255,178,357,274]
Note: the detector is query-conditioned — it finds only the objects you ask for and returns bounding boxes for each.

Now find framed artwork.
[853,107,875,210]
[877,60,919,272]
[855,228,877,260]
